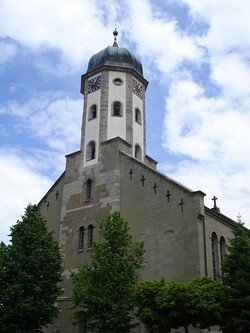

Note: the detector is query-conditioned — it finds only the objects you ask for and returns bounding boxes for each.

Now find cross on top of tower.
[113,26,118,47]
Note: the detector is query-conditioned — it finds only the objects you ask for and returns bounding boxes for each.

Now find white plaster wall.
[84,73,101,166]
[107,71,126,141]
[132,81,144,160]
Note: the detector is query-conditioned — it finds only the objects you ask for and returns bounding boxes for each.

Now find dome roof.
[87,45,143,76]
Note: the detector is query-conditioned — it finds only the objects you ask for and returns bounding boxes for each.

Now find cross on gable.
[166,190,171,202]
[141,175,146,186]
[180,199,185,212]
[212,196,218,208]
[129,169,133,179]
[153,183,158,194]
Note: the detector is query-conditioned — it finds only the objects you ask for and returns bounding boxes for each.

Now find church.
[40,30,238,333]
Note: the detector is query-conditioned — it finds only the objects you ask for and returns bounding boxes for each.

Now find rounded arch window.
[112,101,123,117]
[135,144,142,161]
[79,227,84,250]
[89,104,97,120]
[113,77,123,86]
[135,108,142,124]
[88,224,94,247]
[211,232,219,280]
[86,140,96,161]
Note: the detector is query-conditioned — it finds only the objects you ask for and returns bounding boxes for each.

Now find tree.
[72,211,145,333]
[221,220,250,333]
[135,279,168,333]
[0,204,63,333]
[135,277,225,333]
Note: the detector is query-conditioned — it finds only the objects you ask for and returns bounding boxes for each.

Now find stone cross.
[153,182,158,194]
[141,175,146,186]
[212,196,218,208]
[129,169,133,179]
[166,190,171,202]
[180,199,185,212]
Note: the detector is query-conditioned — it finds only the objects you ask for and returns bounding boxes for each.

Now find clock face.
[132,79,143,99]
[88,75,101,93]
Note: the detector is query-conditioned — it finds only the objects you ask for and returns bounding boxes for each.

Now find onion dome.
[87,29,143,76]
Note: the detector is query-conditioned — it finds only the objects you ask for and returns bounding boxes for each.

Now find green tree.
[135,279,168,333]
[136,277,225,333]
[72,211,145,333]
[0,204,63,333]
[221,220,250,333]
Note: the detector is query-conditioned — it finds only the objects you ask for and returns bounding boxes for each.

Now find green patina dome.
[87,44,143,76]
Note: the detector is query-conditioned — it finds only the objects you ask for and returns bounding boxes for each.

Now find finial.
[113,25,118,47]
[211,196,220,213]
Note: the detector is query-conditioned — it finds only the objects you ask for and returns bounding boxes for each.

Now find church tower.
[80,29,148,166]
[40,29,238,333]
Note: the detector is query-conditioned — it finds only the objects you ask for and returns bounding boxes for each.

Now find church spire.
[113,26,118,47]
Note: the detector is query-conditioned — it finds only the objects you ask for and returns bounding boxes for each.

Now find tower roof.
[87,30,143,76]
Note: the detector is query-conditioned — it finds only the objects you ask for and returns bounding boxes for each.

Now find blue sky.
[1,0,250,243]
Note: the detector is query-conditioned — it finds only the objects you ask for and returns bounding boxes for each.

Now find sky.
[1,0,250,243]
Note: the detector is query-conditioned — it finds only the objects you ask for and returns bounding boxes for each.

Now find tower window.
[135,144,142,161]
[86,141,96,161]
[211,232,219,280]
[135,108,141,124]
[86,179,92,201]
[88,225,94,248]
[112,101,122,117]
[113,77,123,86]
[79,227,84,250]
[89,104,97,120]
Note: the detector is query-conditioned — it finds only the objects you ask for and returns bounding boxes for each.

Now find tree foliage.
[135,277,225,333]
[72,211,145,333]
[0,204,63,333]
[221,220,250,333]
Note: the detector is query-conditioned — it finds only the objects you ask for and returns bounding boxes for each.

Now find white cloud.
[0,0,119,72]
[0,150,53,244]
[124,0,204,78]
[0,40,18,66]
[3,94,82,153]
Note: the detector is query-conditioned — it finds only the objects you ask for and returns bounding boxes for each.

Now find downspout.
[198,213,208,277]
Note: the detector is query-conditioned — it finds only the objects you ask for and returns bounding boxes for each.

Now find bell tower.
[80,30,148,167]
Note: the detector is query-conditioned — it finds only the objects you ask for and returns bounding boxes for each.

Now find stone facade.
[40,37,239,333]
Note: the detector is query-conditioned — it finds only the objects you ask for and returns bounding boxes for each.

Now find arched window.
[112,101,122,116]
[220,236,226,275]
[135,144,142,161]
[79,227,84,250]
[211,232,219,280]
[88,225,94,248]
[89,104,97,120]
[135,108,141,124]
[86,179,92,200]
[86,141,96,161]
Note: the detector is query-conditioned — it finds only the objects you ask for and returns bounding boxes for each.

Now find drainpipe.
[198,213,208,277]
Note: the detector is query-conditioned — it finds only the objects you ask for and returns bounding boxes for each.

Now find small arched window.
[135,144,142,161]
[88,225,94,248]
[135,108,141,124]
[89,104,97,120]
[112,101,122,117]
[79,227,84,250]
[211,232,219,280]
[86,141,96,161]
[86,179,92,201]
[220,236,226,275]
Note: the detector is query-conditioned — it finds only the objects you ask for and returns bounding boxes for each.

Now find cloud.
[124,0,204,79]
[0,0,120,73]
[0,39,18,66]
[0,150,53,244]
[2,93,82,153]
